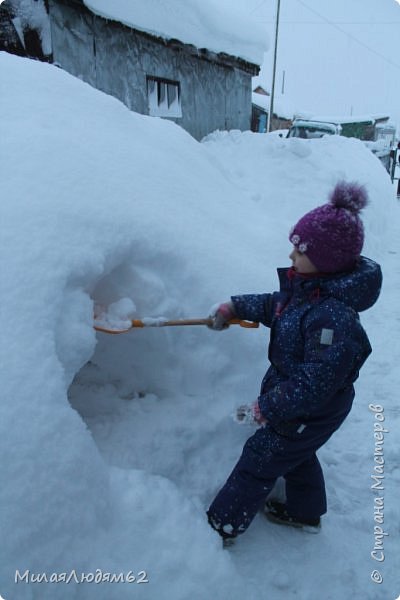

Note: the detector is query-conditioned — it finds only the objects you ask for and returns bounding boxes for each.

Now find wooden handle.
[94,317,259,334]
[158,318,211,327]
[143,318,259,328]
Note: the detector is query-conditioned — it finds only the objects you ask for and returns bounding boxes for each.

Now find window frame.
[147,76,182,118]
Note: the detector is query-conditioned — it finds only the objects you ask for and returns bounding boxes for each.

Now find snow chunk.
[141,316,168,326]
[94,298,136,332]
[108,297,137,320]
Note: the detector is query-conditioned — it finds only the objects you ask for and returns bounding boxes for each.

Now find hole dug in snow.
[67,255,219,486]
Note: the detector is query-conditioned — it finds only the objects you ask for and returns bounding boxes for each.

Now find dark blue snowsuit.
[207,256,382,538]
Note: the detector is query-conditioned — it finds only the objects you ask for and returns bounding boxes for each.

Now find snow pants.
[207,423,333,538]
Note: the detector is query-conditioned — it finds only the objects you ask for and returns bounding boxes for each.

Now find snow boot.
[264,500,321,533]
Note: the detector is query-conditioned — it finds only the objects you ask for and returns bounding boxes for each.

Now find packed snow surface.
[0,52,399,600]
[83,0,267,64]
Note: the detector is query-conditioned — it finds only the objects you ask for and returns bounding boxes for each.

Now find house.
[48,0,265,140]
[251,86,293,133]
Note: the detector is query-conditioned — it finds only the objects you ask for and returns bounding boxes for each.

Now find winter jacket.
[231,256,382,438]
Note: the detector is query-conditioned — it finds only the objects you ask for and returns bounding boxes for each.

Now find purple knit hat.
[289,181,368,273]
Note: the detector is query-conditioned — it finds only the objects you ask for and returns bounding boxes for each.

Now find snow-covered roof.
[292,120,339,132]
[303,114,390,125]
[82,0,267,65]
[252,92,269,112]
[252,92,295,121]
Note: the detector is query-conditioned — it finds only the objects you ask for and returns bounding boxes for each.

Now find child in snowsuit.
[207,181,382,541]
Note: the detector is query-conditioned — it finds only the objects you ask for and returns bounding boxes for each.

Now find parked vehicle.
[287,119,340,139]
[287,116,396,172]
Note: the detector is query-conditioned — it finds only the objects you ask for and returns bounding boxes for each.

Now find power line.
[293,0,400,71]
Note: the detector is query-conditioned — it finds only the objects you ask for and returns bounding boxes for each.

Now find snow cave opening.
[66,255,202,475]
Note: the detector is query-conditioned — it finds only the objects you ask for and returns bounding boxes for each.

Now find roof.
[82,0,267,65]
[253,85,269,96]
[298,114,390,125]
[251,92,296,121]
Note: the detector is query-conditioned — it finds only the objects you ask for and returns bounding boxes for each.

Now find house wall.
[49,0,254,140]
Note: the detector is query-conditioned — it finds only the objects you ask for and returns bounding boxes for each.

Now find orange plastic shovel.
[94,317,259,335]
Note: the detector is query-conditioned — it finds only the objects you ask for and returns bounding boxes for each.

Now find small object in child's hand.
[234,404,256,424]
[234,402,266,425]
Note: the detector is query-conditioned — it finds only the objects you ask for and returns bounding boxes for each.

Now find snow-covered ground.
[1,52,399,600]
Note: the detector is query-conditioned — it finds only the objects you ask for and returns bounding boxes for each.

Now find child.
[207,181,382,542]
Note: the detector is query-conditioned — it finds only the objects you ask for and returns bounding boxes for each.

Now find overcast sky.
[250,0,400,132]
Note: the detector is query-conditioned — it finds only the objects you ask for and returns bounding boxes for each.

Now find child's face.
[289,247,319,274]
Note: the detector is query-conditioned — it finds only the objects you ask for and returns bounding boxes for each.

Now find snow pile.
[1,52,399,600]
[83,0,267,64]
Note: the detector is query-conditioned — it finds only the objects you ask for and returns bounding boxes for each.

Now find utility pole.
[267,0,281,133]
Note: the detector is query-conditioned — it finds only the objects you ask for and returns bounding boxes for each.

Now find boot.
[264,500,321,533]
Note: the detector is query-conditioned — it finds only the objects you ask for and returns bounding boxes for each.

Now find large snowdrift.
[1,52,399,600]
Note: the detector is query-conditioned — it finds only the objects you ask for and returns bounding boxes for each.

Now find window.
[147,76,182,118]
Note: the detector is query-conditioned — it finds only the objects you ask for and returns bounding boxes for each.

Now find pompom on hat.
[289,181,368,273]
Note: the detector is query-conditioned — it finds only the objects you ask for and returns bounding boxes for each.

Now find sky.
[250,0,400,131]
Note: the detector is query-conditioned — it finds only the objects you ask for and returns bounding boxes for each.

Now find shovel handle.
[145,318,260,329]
[132,318,259,328]
[94,317,259,334]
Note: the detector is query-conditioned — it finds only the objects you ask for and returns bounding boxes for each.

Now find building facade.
[48,0,260,140]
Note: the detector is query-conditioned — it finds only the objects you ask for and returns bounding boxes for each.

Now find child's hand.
[208,301,235,330]
[235,401,266,425]
[252,400,267,425]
